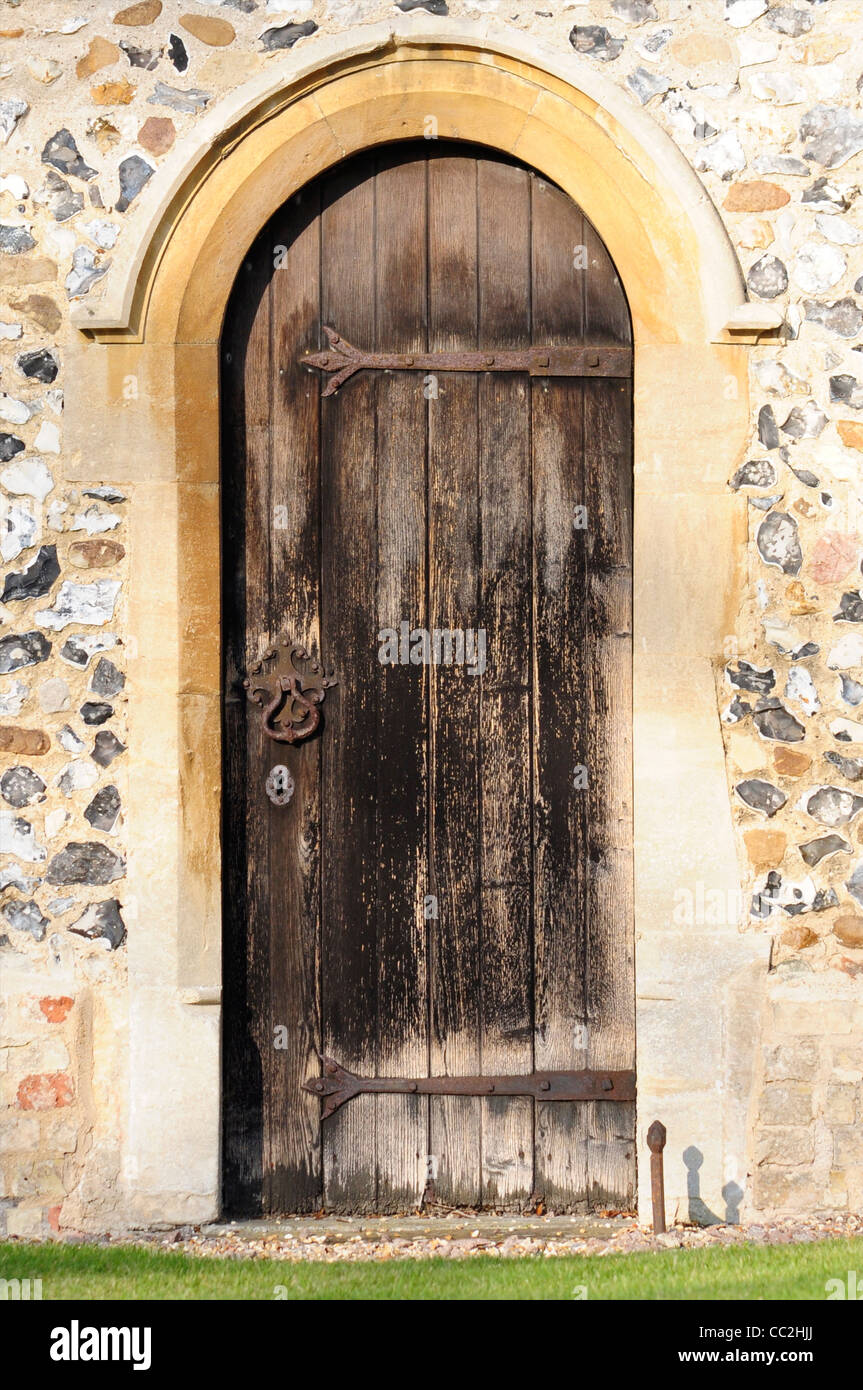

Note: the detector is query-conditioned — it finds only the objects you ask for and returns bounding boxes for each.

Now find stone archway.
[63,18,778,1226]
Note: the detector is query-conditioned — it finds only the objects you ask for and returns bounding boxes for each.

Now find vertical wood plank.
[476,157,534,1209]
[319,157,379,1212]
[530,173,590,1210]
[266,189,324,1212]
[373,151,429,1211]
[427,151,482,1208]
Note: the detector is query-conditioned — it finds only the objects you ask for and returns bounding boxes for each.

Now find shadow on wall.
[684,1146,744,1225]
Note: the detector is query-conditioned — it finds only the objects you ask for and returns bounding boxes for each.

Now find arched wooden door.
[221,142,634,1216]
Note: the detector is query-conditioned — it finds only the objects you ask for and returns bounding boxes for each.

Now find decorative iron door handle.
[243,639,336,745]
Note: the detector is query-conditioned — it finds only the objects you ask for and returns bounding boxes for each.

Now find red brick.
[38,996,74,1024]
[17,1073,74,1110]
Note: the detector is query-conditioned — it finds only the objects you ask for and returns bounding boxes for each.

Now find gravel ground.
[89,1210,863,1263]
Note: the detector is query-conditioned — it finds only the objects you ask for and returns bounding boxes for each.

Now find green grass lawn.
[1,1236,861,1300]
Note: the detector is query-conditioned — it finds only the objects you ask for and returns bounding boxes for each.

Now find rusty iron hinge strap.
[301,327,632,396]
[303,1058,636,1118]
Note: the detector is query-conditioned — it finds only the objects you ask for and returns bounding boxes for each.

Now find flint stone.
[626,66,670,104]
[804,297,863,337]
[735,779,787,816]
[766,5,812,34]
[0,631,50,674]
[396,0,448,12]
[789,466,818,488]
[2,898,49,941]
[42,129,96,182]
[799,834,850,866]
[92,730,126,766]
[840,675,863,706]
[752,155,809,177]
[66,247,110,299]
[58,725,85,754]
[59,633,117,668]
[0,432,24,462]
[0,866,40,893]
[728,661,775,693]
[835,591,863,623]
[800,105,863,170]
[803,786,863,826]
[80,701,113,726]
[17,348,58,384]
[147,82,210,116]
[802,177,848,210]
[71,507,120,536]
[781,401,827,438]
[753,701,805,742]
[0,458,55,502]
[725,0,767,25]
[83,486,126,503]
[758,404,780,449]
[1,545,59,603]
[847,863,863,908]
[724,695,751,723]
[0,766,45,808]
[744,254,789,300]
[1,502,37,563]
[694,132,747,180]
[828,634,863,669]
[260,18,317,50]
[0,680,28,716]
[84,785,120,833]
[730,459,777,489]
[785,666,819,715]
[35,579,121,631]
[168,34,188,71]
[613,0,657,18]
[68,897,126,949]
[90,658,124,698]
[121,40,161,70]
[830,375,863,409]
[0,99,28,145]
[829,751,863,779]
[0,225,35,255]
[794,242,846,294]
[757,512,802,575]
[0,811,45,860]
[816,213,861,247]
[36,170,83,223]
[115,155,153,213]
[48,896,75,915]
[46,841,125,886]
[569,25,624,61]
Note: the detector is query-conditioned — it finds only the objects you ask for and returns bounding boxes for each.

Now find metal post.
[647,1120,667,1235]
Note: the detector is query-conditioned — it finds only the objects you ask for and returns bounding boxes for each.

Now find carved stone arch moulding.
[63,19,774,1226]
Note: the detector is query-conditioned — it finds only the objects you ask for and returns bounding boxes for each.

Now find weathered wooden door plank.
[427,152,483,1209]
[476,157,534,1208]
[266,190,324,1211]
[373,153,429,1212]
[320,161,379,1213]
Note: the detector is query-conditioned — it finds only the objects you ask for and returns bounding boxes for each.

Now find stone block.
[759,1082,813,1126]
[755,1125,815,1167]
